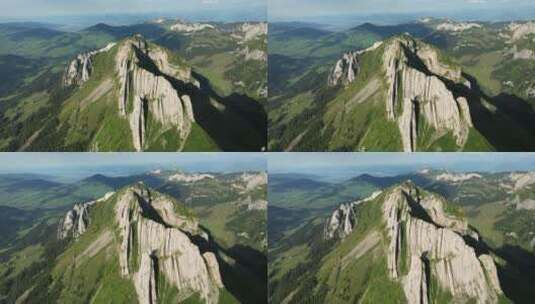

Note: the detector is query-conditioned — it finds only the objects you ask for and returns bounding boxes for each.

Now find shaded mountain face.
[0,20,267,152]
[269,19,535,152]
[270,182,509,304]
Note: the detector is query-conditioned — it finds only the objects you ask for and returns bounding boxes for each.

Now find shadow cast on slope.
[188,227,267,303]
[401,44,535,151]
[495,244,535,303]
[189,72,267,151]
[131,46,267,151]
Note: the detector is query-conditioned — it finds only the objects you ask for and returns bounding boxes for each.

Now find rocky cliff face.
[114,183,223,304]
[115,36,197,151]
[381,182,503,303]
[58,183,224,304]
[329,36,474,151]
[328,51,359,87]
[324,191,382,240]
[63,43,116,86]
[57,191,115,240]
[382,37,473,152]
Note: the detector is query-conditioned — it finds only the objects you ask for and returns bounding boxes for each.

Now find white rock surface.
[58,192,115,240]
[324,191,382,240]
[324,203,356,240]
[115,36,195,151]
[328,51,359,87]
[115,183,223,304]
[63,43,116,86]
[382,182,503,303]
[382,37,472,151]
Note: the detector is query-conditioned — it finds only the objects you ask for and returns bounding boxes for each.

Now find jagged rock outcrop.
[324,191,382,240]
[328,51,359,87]
[382,182,503,303]
[115,36,197,151]
[382,37,473,151]
[115,183,222,304]
[57,191,115,240]
[63,43,116,86]
[324,203,356,240]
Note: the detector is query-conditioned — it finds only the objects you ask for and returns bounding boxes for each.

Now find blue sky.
[0,0,265,18]
[269,153,535,181]
[0,153,267,179]
[269,0,535,22]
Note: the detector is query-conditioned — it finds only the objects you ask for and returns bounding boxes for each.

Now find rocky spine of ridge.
[57,191,115,240]
[382,182,503,303]
[115,36,197,151]
[63,43,116,86]
[115,183,223,304]
[324,191,382,240]
[382,37,473,152]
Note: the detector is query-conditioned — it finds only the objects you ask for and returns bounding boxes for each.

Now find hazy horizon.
[0,153,267,181]
[0,0,266,28]
[269,0,535,29]
[268,153,535,182]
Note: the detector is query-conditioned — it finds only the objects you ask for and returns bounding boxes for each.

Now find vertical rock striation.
[328,51,359,87]
[381,182,503,303]
[115,36,196,151]
[382,37,473,151]
[115,183,223,304]
[327,35,474,151]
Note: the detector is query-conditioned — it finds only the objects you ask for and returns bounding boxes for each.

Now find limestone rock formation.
[328,51,359,87]
[57,191,115,240]
[63,43,116,86]
[326,36,474,151]
[59,183,223,304]
[115,36,197,151]
[382,36,473,151]
[324,203,357,240]
[115,183,223,304]
[324,191,382,240]
[381,182,503,303]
